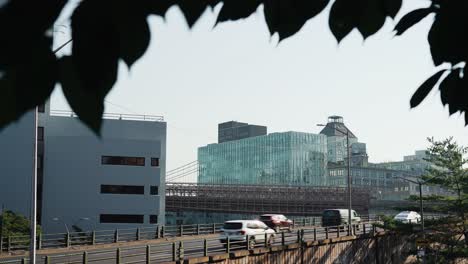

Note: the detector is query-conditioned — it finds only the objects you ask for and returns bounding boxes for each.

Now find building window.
[101,156,145,166]
[37,127,44,141]
[38,104,45,113]
[150,186,159,195]
[149,215,158,224]
[100,214,144,223]
[101,185,144,195]
[151,158,160,167]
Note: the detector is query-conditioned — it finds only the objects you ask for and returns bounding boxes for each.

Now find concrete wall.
[183,233,412,264]
[41,115,166,233]
[0,111,36,217]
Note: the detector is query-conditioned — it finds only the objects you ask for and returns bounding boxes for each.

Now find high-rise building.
[218,121,267,143]
[0,102,166,233]
[199,131,328,186]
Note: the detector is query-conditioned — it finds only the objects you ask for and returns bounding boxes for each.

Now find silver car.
[394,211,421,224]
[219,220,275,248]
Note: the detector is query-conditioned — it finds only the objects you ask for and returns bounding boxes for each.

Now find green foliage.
[1,0,468,133]
[375,214,415,233]
[417,138,468,262]
[383,138,468,261]
[424,137,468,216]
[0,210,41,237]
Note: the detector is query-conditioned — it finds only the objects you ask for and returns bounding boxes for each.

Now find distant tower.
[319,116,357,139]
[319,116,361,164]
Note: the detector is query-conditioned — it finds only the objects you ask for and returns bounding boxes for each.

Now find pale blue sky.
[51,0,468,170]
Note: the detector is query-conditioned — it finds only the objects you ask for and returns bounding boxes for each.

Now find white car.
[394,211,421,224]
[219,220,276,248]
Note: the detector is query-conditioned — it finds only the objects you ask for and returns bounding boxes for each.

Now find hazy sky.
[51,0,468,170]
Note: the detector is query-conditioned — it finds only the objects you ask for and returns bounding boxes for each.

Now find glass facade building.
[198,132,328,186]
[328,166,418,200]
[373,150,429,174]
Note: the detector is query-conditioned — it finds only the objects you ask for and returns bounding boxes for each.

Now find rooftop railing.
[50,110,164,122]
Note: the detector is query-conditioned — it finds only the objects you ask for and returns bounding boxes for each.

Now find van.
[322,209,361,227]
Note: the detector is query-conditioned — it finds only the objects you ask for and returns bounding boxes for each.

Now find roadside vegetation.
[378,137,468,263]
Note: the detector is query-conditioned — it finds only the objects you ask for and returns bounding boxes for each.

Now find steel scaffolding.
[166,183,370,216]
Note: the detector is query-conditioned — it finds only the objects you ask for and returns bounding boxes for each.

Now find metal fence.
[0,217,323,254]
[0,221,380,264]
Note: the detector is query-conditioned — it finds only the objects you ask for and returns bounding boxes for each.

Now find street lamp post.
[52,217,70,233]
[317,124,353,235]
[28,36,73,264]
[29,107,38,264]
[73,217,93,231]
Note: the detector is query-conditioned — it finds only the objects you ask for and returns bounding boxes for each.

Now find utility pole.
[346,130,352,235]
[317,123,353,235]
[28,37,73,264]
[29,107,38,264]
[395,176,426,263]
[419,182,424,236]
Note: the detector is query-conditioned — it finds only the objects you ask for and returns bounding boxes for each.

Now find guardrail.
[0,221,381,264]
[50,110,164,122]
[0,217,324,254]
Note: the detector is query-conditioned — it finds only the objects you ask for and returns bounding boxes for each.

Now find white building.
[0,102,166,233]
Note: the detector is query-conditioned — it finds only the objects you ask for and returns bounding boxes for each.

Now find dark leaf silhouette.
[330,0,401,41]
[0,0,467,132]
[428,1,468,66]
[59,56,105,135]
[216,0,262,23]
[410,69,446,108]
[178,0,220,28]
[70,0,119,133]
[112,1,151,68]
[394,8,434,36]
[0,38,57,129]
[356,0,387,39]
[265,0,329,41]
[439,70,458,107]
[118,18,150,68]
[148,0,174,17]
[0,0,66,59]
[0,0,62,129]
[383,0,402,18]
[438,69,468,117]
[0,0,63,128]
[329,0,358,43]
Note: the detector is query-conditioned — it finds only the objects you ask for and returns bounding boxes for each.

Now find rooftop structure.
[218,121,267,143]
[319,116,357,139]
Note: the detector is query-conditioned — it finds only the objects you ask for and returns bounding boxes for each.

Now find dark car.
[259,214,293,232]
[321,209,361,227]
